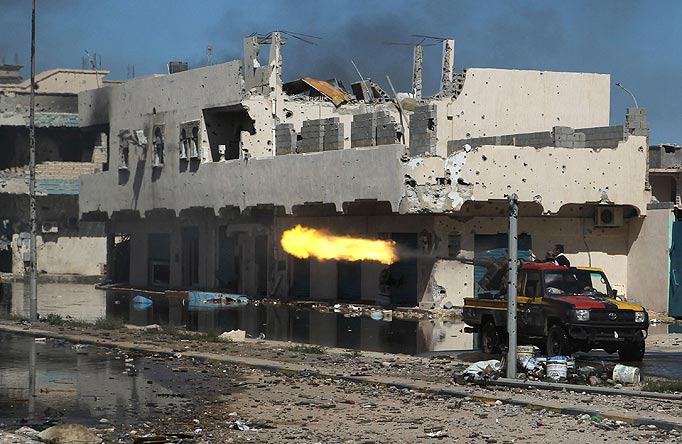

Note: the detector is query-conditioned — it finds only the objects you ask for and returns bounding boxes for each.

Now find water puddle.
[0,282,474,355]
[105,291,473,355]
[0,331,195,428]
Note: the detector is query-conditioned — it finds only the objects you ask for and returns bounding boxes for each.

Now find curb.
[2,323,681,431]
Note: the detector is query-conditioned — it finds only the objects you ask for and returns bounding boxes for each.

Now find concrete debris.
[36,424,101,444]
[219,329,246,342]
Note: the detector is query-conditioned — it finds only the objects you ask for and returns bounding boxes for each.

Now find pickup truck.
[462,262,649,361]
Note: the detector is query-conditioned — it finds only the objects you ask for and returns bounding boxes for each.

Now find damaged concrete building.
[0,65,112,277]
[78,34,666,312]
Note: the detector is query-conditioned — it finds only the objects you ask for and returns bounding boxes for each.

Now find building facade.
[78,35,664,312]
[0,65,112,277]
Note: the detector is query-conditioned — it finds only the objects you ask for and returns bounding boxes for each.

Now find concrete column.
[129,232,148,287]
[412,45,423,100]
[440,39,455,96]
[243,35,259,88]
[203,214,217,289]
[169,221,182,288]
[106,231,115,281]
[268,32,283,96]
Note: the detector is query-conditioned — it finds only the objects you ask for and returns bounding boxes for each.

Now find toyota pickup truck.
[462,261,649,361]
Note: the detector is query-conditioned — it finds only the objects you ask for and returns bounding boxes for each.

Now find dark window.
[524,270,541,298]
[448,234,461,258]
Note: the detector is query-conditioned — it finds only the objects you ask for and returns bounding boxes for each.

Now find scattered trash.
[37,424,102,444]
[39,387,75,394]
[189,291,250,309]
[73,344,88,354]
[612,363,641,384]
[14,426,39,439]
[518,355,539,372]
[132,295,153,306]
[219,329,246,342]
[34,337,47,343]
[517,345,539,359]
[257,332,266,340]
[546,356,568,381]
[462,359,502,381]
[370,311,383,320]
[233,420,260,432]
[144,324,161,330]
[132,433,194,443]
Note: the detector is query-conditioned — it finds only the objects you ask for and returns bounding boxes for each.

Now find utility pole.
[506,194,519,379]
[28,0,38,321]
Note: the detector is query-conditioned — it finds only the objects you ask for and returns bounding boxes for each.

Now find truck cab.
[463,262,649,361]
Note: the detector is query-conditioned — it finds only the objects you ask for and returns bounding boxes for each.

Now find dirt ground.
[2,321,682,443]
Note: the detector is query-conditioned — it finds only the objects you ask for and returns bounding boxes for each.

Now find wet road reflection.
[106,291,474,355]
[2,283,681,377]
[0,331,194,427]
[0,283,475,355]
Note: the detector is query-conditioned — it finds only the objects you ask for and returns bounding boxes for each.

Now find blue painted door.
[669,222,682,317]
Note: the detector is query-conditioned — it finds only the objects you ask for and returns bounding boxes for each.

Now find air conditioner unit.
[594,207,623,228]
[41,221,59,233]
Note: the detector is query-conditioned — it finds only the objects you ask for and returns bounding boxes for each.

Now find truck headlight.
[635,311,646,323]
[574,309,590,321]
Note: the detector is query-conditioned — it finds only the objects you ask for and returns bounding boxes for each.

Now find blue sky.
[1,0,680,143]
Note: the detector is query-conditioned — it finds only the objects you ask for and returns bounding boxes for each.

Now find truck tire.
[480,322,501,354]
[546,325,569,356]
[618,332,645,362]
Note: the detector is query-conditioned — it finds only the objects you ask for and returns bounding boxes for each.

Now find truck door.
[519,269,544,336]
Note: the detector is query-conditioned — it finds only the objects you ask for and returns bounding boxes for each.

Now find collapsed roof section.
[282,77,350,107]
[242,33,462,108]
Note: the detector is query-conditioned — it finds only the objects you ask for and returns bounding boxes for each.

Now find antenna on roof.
[350,59,373,104]
[84,50,101,88]
[383,39,433,100]
[273,30,321,45]
[207,45,212,66]
[411,34,449,42]
[412,34,455,96]
[383,40,436,47]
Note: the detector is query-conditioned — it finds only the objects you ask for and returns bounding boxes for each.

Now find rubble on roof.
[282,77,351,106]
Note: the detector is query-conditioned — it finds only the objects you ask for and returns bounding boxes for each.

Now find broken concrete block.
[219,329,246,342]
[37,424,101,444]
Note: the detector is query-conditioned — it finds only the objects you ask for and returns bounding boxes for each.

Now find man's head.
[553,244,565,255]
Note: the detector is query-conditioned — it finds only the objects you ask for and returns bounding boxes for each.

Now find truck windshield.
[544,269,610,297]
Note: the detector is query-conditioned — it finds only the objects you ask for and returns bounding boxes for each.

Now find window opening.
[190,126,200,159]
[152,127,164,167]
[179,128,188,160]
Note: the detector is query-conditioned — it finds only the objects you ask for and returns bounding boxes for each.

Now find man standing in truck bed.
[553,244,570,267]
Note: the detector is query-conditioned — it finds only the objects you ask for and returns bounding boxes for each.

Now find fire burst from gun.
[281,225,398,265]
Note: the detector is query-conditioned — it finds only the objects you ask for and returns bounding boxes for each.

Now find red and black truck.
[462,262,649,361]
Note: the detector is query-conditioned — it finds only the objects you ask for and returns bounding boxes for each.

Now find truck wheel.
[480,322,500,354]
[546,325,569,356]
[618,333,645,362]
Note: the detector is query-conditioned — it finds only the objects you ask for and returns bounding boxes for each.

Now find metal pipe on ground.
[479,377,682,401]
